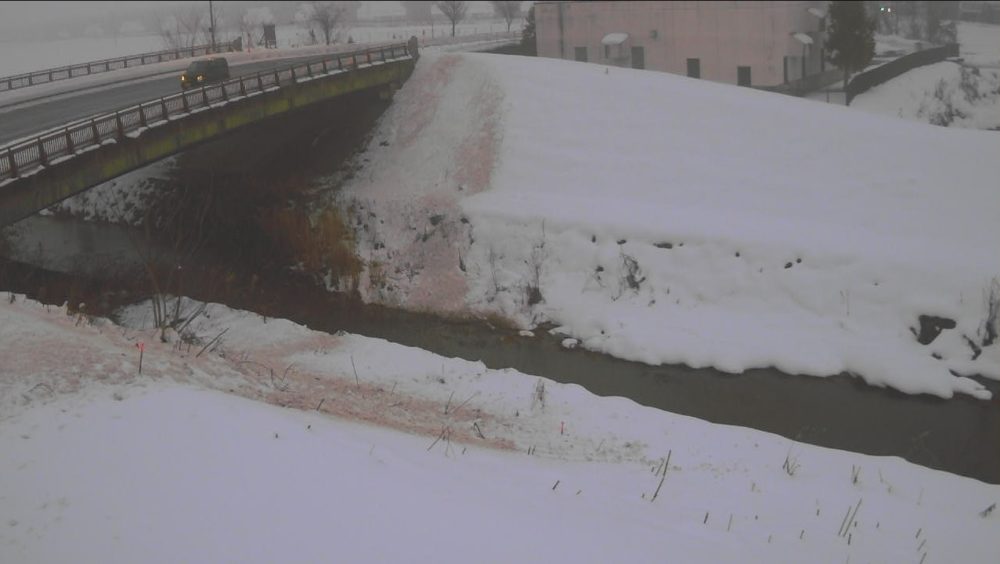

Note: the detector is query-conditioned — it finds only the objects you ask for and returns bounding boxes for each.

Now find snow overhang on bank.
[333,51,1000,401]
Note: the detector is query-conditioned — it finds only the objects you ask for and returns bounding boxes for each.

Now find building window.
[687,58,700,78]
[575,46,588,62]
[631,46,645,69]
[737,66,751,87]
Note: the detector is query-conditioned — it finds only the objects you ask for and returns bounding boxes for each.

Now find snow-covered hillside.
[333,52,1000,400]
[2,296,998,563]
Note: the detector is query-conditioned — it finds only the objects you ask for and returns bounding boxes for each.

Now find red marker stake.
[137,342,145,374]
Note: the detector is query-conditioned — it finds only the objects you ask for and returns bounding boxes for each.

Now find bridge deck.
[0,41,417,228]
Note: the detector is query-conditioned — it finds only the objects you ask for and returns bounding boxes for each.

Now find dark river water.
[2,214,999,484]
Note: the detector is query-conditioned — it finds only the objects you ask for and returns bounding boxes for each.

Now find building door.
[631,46,645,69]
[574,47,588,62]
[737,66,751,87]
[687,58,700,78]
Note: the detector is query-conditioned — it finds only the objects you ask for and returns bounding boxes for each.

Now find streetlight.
[209,0,217,52]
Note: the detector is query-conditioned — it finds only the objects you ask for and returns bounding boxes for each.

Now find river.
[2,213,998,484]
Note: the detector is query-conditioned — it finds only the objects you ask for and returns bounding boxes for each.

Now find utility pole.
[209,0,217,52]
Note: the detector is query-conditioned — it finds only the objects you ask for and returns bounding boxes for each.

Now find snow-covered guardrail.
[0,41,245,93]
[0,41,414,184]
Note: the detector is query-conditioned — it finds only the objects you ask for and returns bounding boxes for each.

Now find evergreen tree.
[826,1,876,92]
[521,6,536,56]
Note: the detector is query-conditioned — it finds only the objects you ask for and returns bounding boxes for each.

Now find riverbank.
[3,248,997,483]
[2,292,999,563]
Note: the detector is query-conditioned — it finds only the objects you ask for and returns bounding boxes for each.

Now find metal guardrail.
[0,42,413,183]
[0,41,240,93]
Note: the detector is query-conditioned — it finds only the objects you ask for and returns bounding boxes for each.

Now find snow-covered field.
[958,21,1000,68]
[331,52,1000,401]
[2,295,998,562]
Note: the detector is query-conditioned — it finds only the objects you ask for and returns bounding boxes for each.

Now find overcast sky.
[0,1,191,23]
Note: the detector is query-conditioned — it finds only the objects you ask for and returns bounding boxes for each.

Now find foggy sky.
[0,1,505,39]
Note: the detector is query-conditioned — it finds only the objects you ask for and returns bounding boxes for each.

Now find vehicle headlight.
[197,75,204,81]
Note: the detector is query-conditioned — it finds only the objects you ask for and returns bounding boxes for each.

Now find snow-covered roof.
[601,33,629,46]
[807,7,826,18]
[792,32,814,45]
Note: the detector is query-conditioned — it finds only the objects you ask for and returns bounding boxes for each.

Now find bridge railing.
[0,42,413,184]
[0,41,247,93]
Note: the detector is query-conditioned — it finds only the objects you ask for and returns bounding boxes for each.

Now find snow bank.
[2,295,998,562]
[333,52,1000,400]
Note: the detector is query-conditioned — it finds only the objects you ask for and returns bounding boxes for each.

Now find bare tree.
[436,1,467,37]
[242,6,275,47]
[491,1,521,32]
[296,1,348,46]
[157,5,207,50]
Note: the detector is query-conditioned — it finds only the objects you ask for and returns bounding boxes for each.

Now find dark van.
[180,58,230,89]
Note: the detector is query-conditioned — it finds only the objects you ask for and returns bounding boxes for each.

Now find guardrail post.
[86,63,91,75]
[139,105,148,127]
[160,97,168,120]
[239,77,246,97]
[7,148,17,178]
[182,91,189,112]
[202,87,208,107]
[273,69,280,86]
[322,59,328,74]
[65,127,74,153]
[367,52,372,65]
[37,139,47,166]
[91,119,99,143]
[115,111,125,139]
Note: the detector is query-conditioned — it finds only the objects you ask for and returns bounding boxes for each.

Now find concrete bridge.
[0,40,418,228]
